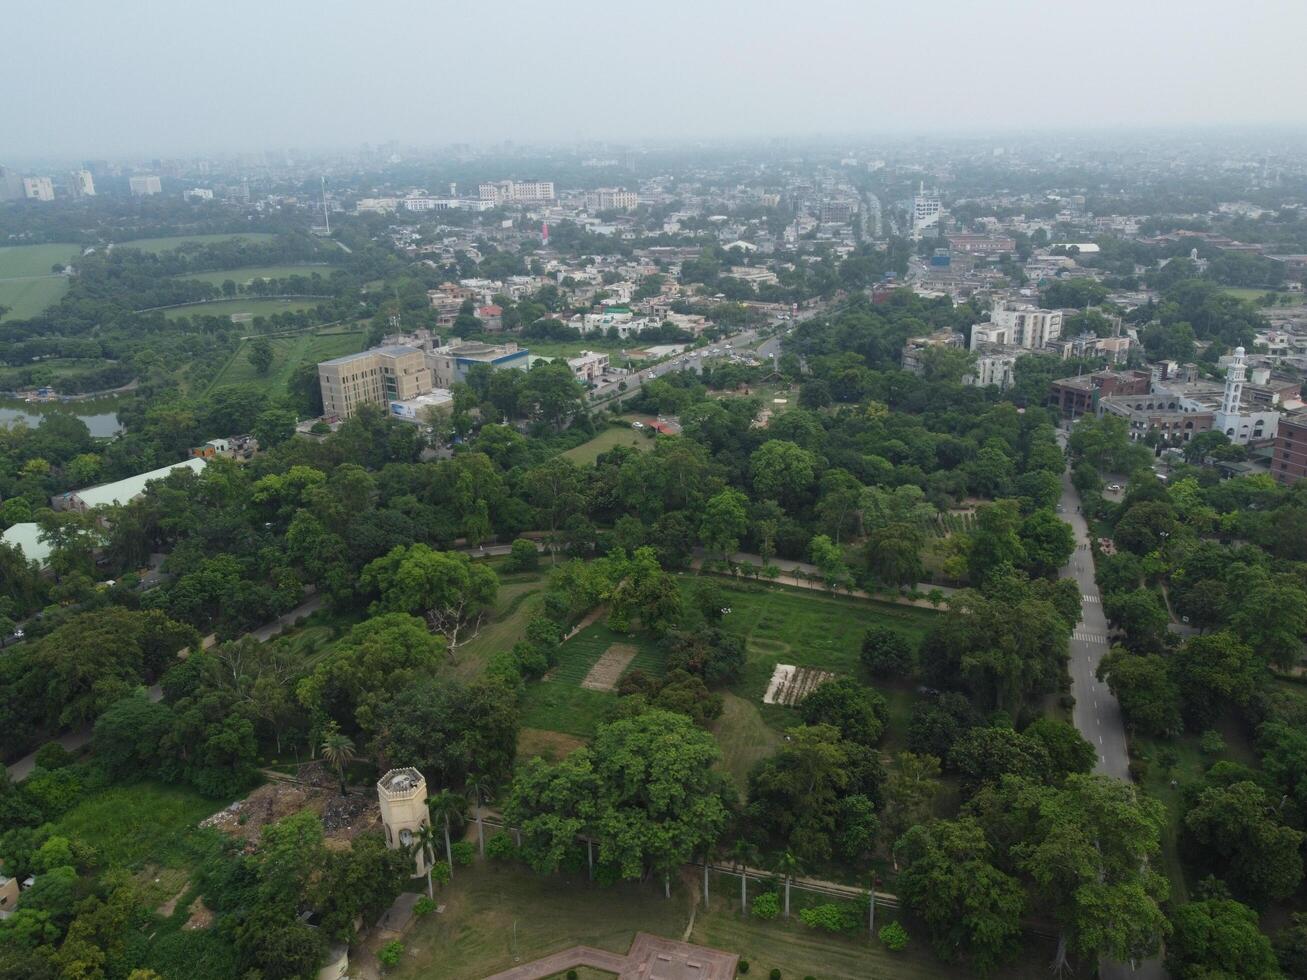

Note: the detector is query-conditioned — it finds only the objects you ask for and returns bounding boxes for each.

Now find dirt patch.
[183,895,214,931]
[201,771,381,848]
[762,663,835,706]
[156,886,187,918]
[580,643,639,691]
[517,727,587,762]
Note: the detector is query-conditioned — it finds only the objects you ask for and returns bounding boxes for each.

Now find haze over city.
[7,0,1307,159]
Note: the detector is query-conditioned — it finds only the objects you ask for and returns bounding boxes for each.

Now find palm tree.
[319,723,356,796]
[730,839,757,915]
[413,823,440,899]
[464,774,493,858]
[775,850,802,919]
[427,791,468,880]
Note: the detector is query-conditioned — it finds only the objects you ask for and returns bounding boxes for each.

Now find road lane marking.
[1082,594,1100,603]
[1099,735,1104,744]
[1073,630,1108,643]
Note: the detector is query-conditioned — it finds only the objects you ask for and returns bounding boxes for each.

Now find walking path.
[483,933,737,980]
[691,548,957,610]
[1056,431,1167,980]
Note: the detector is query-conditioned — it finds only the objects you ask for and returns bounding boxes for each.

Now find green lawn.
[561,425,654,465]
[163,297,324,321]
[0,244,83,320]
[707,579,937,723]
[175,263,337,286]
[207,327,364,396]
[53,781,222,870]
[393,862,1068,980]
[117,232,277,254]
[520,622,667,737]
[454,572,548,681]
[712,692,781,790]
[1221,286,1303,305]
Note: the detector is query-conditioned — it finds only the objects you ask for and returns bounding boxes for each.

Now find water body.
[0,397,123,437]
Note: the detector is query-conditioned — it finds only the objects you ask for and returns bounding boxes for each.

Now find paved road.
[1059,466,1129,781]
[1057,433,1167,980]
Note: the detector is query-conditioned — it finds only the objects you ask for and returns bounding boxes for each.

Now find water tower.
[377,767,430,875]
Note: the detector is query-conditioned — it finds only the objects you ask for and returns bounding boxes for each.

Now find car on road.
[1106,483,1122,492]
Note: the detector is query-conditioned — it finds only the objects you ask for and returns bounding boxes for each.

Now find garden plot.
[580,642,640,691]
[762,663,835,706]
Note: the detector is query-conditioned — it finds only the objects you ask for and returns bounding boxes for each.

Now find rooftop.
[0,522,50,568]
[71,457,207,510]
[377,767,426,800]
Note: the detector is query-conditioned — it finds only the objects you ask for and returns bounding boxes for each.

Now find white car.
[1106,483,1122,492]
[631,421,644,429]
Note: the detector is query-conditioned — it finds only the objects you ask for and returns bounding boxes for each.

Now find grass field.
[0,243,83,320]
[561,425,654,465]
[520,622,667,737]
[393,862,1068,980]
[175,263,337,286]
[207,327,364,395]
[53,781,221,870]
[707,579,937,723]
[118,232,277,253]
[454,572,548,681]
[1222,286,1304,306]
[163,297,324,321]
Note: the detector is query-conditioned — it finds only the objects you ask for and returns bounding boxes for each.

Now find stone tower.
[377,767,430,875]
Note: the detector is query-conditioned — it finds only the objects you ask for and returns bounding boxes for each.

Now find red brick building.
[1272,409,1307,485]
[1049,370,1152,418]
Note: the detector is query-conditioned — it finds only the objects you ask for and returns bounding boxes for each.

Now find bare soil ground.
[200,763,381,848]
[580,643,639,691]
[762,663,835,706]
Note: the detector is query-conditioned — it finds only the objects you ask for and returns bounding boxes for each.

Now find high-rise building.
[129,175,162,196]
[22,177,54,202]
[910,182,941,239]
[71,170,95,197]
[477,180,555,205]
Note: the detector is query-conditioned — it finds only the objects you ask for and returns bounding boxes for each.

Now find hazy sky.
[5,0,1307,160]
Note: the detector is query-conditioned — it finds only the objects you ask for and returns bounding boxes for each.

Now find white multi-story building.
[910,183,941,239]
[965,349,1019,389]
[185,188,214,201]
[478,180,556,205]
[1213,346,1280,444]
[22,177,54,201]
[129,175,162,196]
[401,196,494,212]
[71,170,95,197]
[986,301,1063,349]
[584,188,639,210]
[567,351,609,383]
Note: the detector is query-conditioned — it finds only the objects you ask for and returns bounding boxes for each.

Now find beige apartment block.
[318,345,431,419]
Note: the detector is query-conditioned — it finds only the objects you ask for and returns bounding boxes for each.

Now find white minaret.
[378,768,430,875]
[1215,346,1246,437]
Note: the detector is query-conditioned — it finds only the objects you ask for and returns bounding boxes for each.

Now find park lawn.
[453,573,548,681]
[207,327,365,396]
[118,232,277,253]
[711,692,781,791]
[520,622,666,738]
[162,297,323,321]
[394,862,1069,980]
[52,781,223,870]
[561,425,654,465]
[392,863,690,980]
[0,274,70,320]
[1222,286,1303,305]
[703,578,937,709]
[174,263,336,286]
[0,243,82,320]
